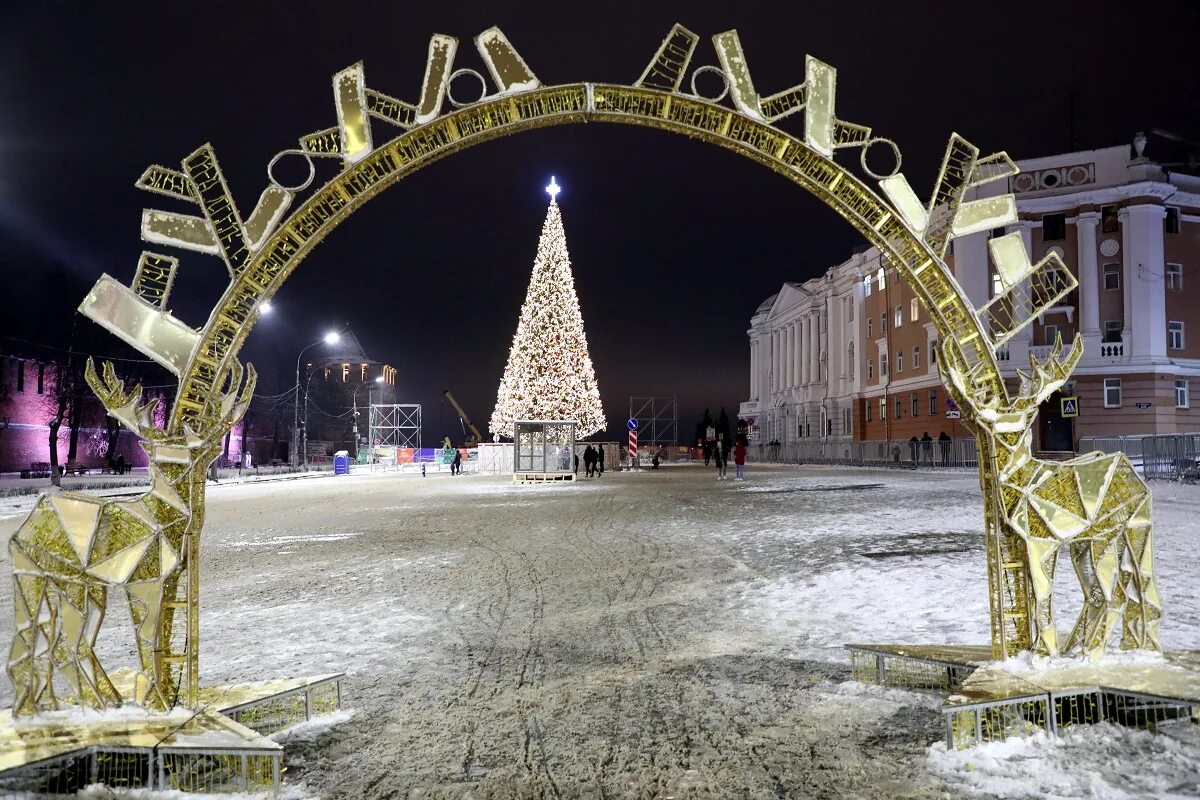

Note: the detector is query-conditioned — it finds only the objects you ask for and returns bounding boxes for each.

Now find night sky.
[2,0,1198,442]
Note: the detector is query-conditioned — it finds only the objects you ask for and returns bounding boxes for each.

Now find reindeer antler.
[84,358,166,440]
[182,361,257,448]
[1017,332,1084,407]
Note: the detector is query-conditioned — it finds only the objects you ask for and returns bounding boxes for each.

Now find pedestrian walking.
[451,448,462,476]
[734,439,747,480]
[938,431,952,466]
[921,432,934,465]
[583,445,596,477]
[597,445,605,475]
[714,442,727,480]
[909,436,919,467]
[574,452,579,475]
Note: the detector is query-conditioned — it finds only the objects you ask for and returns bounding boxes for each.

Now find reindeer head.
[86,358,256,461]
[937,333,1082,437]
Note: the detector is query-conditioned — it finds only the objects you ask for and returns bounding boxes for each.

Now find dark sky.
[2,0,1198,442]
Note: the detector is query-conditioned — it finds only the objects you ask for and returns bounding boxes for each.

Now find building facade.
[741,139,1200,452]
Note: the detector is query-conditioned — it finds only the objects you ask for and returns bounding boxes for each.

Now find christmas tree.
[490,178,605,438]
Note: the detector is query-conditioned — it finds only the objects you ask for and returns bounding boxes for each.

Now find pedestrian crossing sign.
[1061,396,1079,417]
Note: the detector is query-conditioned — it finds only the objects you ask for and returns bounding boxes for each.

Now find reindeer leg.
[80,584,121,704]
[127,580,170,710]
[1121,492,1160,650]
[8,571,49,715]
[1022,536,1061,656]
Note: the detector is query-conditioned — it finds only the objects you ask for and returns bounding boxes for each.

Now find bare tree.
[44,358,84,487]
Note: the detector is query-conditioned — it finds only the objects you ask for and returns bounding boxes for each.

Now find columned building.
[741,138,1200,451]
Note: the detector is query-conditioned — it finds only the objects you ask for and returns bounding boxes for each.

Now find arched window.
[876,267,886,291]
[847,342,855,380]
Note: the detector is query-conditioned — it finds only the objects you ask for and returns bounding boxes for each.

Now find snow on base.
[991,649,1167,675]
[929,724,1200,799]
[271,708,354,744]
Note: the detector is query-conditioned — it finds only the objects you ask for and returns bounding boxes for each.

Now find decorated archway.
[13,24,1158,719]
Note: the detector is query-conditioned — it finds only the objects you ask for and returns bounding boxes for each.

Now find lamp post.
[293,331,341,467]
[352,376,384,460]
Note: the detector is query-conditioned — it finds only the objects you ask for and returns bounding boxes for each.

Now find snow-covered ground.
[0,464,1197,798]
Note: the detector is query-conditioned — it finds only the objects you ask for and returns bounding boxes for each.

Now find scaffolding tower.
[368,404,422,451]
[628,396,678,449]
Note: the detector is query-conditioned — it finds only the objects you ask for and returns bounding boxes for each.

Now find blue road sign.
[627,418,639,431]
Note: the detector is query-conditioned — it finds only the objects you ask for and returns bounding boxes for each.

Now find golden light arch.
[9,24,1159,716]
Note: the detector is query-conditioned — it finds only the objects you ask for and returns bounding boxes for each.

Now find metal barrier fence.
[752,438,978,469]
[1080,433,1200,481]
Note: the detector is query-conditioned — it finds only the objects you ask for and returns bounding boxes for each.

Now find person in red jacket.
[734,439,747,481]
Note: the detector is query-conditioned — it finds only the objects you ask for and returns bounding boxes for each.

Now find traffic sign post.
[1061,396,1079,418]
[627,418,639,468]
[946,397,960,420]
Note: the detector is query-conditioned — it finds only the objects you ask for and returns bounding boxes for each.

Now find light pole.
[352,376,384,460]
[293,331,341,467]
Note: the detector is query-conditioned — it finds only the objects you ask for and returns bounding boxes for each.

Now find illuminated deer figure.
[938,334,1160,657]
[7,358,254,714]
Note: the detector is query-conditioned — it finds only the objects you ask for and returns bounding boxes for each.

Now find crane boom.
[443,389,484,445]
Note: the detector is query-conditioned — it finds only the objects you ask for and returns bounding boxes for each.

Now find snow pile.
[928,724,1200,798]
[993,649,1166,675]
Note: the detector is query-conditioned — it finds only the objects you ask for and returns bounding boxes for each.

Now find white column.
[749,338,757,399]
[1122,204,1168,362]
[954,231,991,310]
[798,319,807,386]
[1076,211,1101,336]
[811,311,821,385]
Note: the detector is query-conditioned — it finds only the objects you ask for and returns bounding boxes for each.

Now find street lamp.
[293,330,341,467]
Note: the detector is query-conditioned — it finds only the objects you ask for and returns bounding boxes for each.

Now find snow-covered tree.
[490,179,605,438]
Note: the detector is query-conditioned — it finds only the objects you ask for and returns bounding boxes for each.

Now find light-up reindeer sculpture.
[8,359,254,714]
[937,329,1159,658]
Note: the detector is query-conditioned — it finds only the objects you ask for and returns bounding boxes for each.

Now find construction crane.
[443,389,484,446]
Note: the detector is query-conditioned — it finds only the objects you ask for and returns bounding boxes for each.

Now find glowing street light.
[293,328,345,467]
[324,331,341,345]
[260,301,273,315]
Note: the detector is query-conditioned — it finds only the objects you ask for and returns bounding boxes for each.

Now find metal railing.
[751,437,978,469]
[1080,433,1200,481]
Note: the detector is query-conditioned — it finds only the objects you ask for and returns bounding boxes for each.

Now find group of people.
[902,431,954,466]
[710,437,748,481]
[575,444,606,477]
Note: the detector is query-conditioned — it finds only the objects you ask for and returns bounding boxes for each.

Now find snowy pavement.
[0,464,1197,798]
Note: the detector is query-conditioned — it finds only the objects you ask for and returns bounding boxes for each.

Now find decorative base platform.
[513,472,576,484]
[847,644,1200,749]
[0,673,343,796]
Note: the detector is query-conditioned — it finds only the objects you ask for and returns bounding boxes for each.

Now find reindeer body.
[946,338,1161,658]
[6,360,250,715]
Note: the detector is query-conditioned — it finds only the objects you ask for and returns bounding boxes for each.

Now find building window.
[930,340,938,364]
[863,275,872,297]
[1168,321,1185,350]
[880,353,888,377]
[913,346,921,370]
[894,305,903,329]
[15,361,23,393]
[1101,205,1118,233]
[865,399,872,422]
[881,313,887,333]
[867,318,873,338]
[36,364,44,395]
[1165,207,1180,235]
[848,298,854,321]
[1103,320,1123,343]
[911,393,919,417]
[1167,263,1183,291]
[896,350,904,373]
[894,397,902,419]
[929,389,938,416]
[880,397,886,420]
[844,408,852,434]
[1104,378,1122,408]
[1043,213,1066,241]
[867,358,873,380]
[910,298,919,322]
[1103,263,1121,291]
[992,272,1003,297]
[341,364,350,382]
[848,343,855,380]
[1044,323,1066,346]
[1176,380,1190,409]
[877,267,886,291]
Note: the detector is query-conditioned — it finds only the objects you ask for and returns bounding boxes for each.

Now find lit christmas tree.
[490,177,605,438]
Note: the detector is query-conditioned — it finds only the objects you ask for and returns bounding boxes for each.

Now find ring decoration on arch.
[3,24,1183,782]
